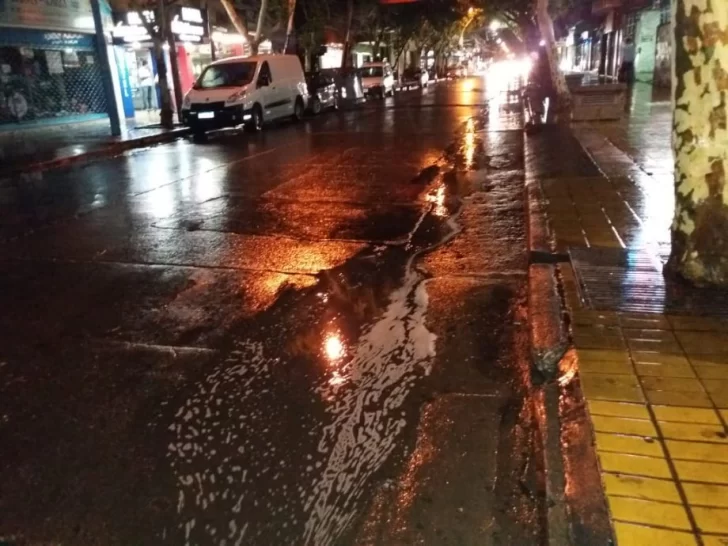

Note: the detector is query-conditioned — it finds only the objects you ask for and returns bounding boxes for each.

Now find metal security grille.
[0,45,107,126]
[569,247,728,316]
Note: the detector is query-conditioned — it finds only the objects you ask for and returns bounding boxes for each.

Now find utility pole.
[90,0,121,136]
[164,3,184,120]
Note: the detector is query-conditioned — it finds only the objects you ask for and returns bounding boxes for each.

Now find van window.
[258,61,272,85]
[359,66,383,78]
[197,62,257,89]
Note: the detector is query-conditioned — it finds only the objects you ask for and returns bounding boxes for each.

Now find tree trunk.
[534,0,570,113]
[283,0,296,53]
[253,0,269,54]
[666,0,728,285]
[219,0,251,45]
[341,0,354,68]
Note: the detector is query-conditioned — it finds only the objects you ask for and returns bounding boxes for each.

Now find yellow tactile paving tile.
[682,482,728,508]
[633,352,692,366]
[592,415,657,437]
[588,400,650,419]
[674,460,728,484]
[571,310,621,326]
[629,338,685,353]
[667,316,728,332]
[578,348,632,362]
[619,315,672,330]
[665,440,728,463]
[598,452,672,479]
[608,496,691,530]
[687,356,728,367]
[641,376,705,393]
[693,365,728,380]
[595,432,662,457]
[652,406,721,425]
[623,329,679,342]
[635,362,697,378]
[574,334,628,350]
[602,473,681,502]
[581,359,635,375]
[657,422,728,444]
[613,521,698,546]
[581,374,646,403]
[703,379,728,408]
[645,389,714,408]
[676,332,728,354]
[692,506,728,534]
[700,534,728,546]
[721,409,728,422]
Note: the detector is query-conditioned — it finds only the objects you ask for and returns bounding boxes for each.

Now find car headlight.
[225,90,246,105]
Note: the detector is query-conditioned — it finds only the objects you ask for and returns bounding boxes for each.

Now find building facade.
[0,0,114,127]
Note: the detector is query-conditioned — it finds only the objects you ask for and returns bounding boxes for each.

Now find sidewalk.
[0,115,188,176]
[539,83,728,545]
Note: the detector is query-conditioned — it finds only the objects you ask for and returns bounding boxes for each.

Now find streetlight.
[489,19,503,32]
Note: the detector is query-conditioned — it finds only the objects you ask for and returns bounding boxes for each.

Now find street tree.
[666,0,728,285]
[534,0,570,112]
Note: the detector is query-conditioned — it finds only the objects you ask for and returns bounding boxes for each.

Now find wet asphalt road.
[0,78,544,545]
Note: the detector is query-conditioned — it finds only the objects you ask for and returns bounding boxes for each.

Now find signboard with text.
[111,7,207,45]
[0,0,112,33]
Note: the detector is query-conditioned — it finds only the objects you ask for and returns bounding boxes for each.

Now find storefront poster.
[45,49,64,73]
[114,46,136,118]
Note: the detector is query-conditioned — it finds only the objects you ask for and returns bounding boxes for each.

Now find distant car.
[447,66,467,79]
[358,62,395,98]
[401,67,429,89]
[306,71,339,114]
[427,68,440,83]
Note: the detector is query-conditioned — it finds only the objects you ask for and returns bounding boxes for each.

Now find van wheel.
[311,97,322,115]
[292,97,305,121]
[192,130,207,142]
[245,104,263,132]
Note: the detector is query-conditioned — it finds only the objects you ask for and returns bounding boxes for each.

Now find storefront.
[111,6,209,119]
[0,0,112,127]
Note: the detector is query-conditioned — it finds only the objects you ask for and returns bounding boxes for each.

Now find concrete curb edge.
[1,127,191,178]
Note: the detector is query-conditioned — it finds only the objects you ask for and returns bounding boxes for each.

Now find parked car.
[446,65,467,79]
[305,71,339,114]
[181,54,308,138]
[357,62,395,98]
[400,67,429,89]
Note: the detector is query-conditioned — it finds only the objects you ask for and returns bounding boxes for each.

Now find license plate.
[198,111,215,119]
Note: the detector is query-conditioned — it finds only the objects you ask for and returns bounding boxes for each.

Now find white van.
[181,54,308,136]
[358,62,395,98]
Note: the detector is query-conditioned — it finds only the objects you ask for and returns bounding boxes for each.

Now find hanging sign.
[111,7,206,44]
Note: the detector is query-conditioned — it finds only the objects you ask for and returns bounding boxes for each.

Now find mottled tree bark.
[667,0,728,285]
[283,0,296,53]
[220,0,252,45]
[253,0,269,55]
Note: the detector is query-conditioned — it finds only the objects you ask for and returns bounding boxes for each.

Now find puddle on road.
[164,132,472,546]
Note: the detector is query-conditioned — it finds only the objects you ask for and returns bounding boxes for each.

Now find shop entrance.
[123,48,159,123]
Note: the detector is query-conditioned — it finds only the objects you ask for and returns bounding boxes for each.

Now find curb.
[524,126,615,546]
[526,171,573,546]
[0,127,190,178]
